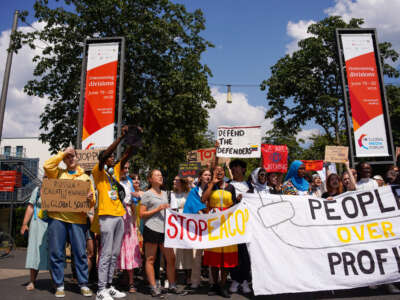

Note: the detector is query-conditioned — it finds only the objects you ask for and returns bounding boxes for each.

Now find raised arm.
[344,160,356,191]
[44,148,74,178]
[201,171,219,204]
[99,125,129,171]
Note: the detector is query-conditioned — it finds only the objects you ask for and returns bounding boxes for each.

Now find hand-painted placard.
[324,146,349,163]
[178,162,201,178]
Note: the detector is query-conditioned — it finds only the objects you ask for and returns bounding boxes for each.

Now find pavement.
[0,249,399,300]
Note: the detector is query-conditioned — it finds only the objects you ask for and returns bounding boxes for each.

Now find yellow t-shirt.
[92,162,125,217]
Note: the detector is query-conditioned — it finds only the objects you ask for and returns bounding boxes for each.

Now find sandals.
[128,284,136,293]
[26,282,35,291]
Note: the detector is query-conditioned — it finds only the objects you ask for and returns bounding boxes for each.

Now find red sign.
[301,160,324,171]
[0,171,21,191]
[0,186,14,192]
[261,144,288,173]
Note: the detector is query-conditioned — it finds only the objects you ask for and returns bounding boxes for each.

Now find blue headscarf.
[284,160,309,192]
[183,186,206,214]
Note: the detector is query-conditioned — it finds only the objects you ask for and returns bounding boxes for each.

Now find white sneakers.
[229,280,251,294]
[96,286,126,300]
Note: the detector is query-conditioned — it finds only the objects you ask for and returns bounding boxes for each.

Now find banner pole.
[76,39,88,149]
[117,37,125,159]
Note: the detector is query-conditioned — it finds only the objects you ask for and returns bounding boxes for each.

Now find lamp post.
[227,85,232,103]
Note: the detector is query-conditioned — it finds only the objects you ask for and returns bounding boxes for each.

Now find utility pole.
[0,10,19,142]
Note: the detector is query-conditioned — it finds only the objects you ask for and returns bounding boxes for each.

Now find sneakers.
[387,284,400,294]
[96,289,113,300]
[55,286,65,298]
[151,286,164,298]
[168,285,180,294]
[208,284,219,296]
[229,280,239,293]
[219,286,231,298]
[107,286,127,298]
[241,280,251,294]
[80,286,93,297]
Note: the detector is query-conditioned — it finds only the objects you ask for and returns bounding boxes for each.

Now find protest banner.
[324,146,349,163]
[76,149,104,171]
[178,162,201,178]
[301,160,324,171]
[261,144,288,172]
[164,202,250,249]
[216,125,261,158]
[41,179,91,212]
[186,148,229,166]
[245,185,400,295]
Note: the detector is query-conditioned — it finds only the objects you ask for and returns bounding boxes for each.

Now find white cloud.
[207,87,273,136]
[0,22,48,137]
[296,128,321,145]
[325,0,400,55]
[286,20,315,54]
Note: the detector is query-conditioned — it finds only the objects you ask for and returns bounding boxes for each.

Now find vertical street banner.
[216,125,261,158]
[82,42,119,149]
[341,33,389,157]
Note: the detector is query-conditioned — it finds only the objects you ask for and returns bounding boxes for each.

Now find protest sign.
[76,149,104,172]
[216,125,261,158]
[261,144,288,172]
[164,202,250,249]
[324,146,349,163]
[178,162,201,178]
[301,160,324,171]
[245,185,400,295]
[41,179,91,212]
[186,148,229,166]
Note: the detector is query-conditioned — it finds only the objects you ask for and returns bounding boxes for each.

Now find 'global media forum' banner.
[341,33,389,157]
[82,42,119,149]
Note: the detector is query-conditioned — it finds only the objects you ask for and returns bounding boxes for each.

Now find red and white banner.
[261,144,288,173]
[82,42,119,149]
[301,160,324,171]
[341,33,389,157]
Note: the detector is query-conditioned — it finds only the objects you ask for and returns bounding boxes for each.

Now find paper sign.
[178,162,201,178]
[41,178,91,212]
[216,125,261,158]
[187,148,229,166]
[261,144,288,173]
[324,146,349,163]
[76,149,104,172]
[301,160,324,171]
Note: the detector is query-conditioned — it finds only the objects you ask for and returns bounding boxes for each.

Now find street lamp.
[227,85,232,104]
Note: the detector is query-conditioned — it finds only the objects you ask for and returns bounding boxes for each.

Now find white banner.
[216,125,261,158]
[164,203,250,249]
[246,185,400,295]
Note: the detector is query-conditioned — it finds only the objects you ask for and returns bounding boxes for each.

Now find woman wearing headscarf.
[281,160,310,195]
[250,167,269,194]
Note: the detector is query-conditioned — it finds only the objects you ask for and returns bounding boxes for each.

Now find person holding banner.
[202,165,238,298]
[282,160,310,196]
[43,147,95,298]
[356,162,378,191]
[341,161,357,192]
[92,126,137,300]
[139,169,178,297]
[321,174,343,199]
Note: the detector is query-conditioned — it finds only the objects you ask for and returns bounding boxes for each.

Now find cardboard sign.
[324,146,349,163]
[301,160,324,171]
[261,144,288,173]
[187,148,228,166]
[216,125,261,158]
[76,149,104,172]
[41,178,91,212]
[178,162,201,178]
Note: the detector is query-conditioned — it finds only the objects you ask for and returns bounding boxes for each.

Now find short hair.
[229,159,247,169]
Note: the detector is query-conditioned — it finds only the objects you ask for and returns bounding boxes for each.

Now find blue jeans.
[48,218,88,287]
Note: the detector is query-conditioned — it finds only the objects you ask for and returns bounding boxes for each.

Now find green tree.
[13,0,215,182]
[386,84,400,145]
[261,16,399,146]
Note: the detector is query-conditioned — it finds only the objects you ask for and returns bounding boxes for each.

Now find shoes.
[229,280,239,293]
[151,286,164,298]
[55,286,65,298]
[107,286,126,298]
[128,284,136,293]
[387,284,400,294]
[241,280,251,294]
[96,289,113,300]
[168,285,179,294]
[208,284,219,296]
[219,286,231,298]
[80,286,93,297]
[190,283,199,290]
[163,280,169,289]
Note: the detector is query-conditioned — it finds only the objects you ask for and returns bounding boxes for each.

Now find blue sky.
[0,0,399,140]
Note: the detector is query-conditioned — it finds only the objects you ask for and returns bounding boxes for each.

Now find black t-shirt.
[322,191,340,199]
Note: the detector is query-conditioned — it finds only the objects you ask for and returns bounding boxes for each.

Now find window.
[16,146,23,157]
[3,146,11,156]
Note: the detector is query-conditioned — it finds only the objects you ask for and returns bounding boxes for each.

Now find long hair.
[147,169,161,189]
[197,168,211,186]
[326,173,343,195]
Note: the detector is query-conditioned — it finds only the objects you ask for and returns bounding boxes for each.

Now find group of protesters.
[20,125,400,299]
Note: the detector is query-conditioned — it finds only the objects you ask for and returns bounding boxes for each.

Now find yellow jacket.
[43,151,95,224]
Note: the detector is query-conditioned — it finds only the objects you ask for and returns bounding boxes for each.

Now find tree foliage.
[261,16,399,146]
[13,0,215,182]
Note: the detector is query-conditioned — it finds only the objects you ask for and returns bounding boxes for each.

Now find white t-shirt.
[356,178,378,191]
[230,180,249,195]
[171,192,188,212]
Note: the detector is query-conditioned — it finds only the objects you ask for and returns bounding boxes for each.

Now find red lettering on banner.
[187,219,198,241]
[167,215,178,238]
[177,215,187,240]
[199,220,207,242]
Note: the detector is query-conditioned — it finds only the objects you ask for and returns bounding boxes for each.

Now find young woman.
[183,169,211,290]
[267,172,282,194]
[140,170,177,297]
[118,163,142,293]
[202,165,237,298]
[251,167,269,194]
[322,174,343,199]
[20,184,49,291]
[341,161,357,192]
[282,160,310,196]
[310,174,323,197]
